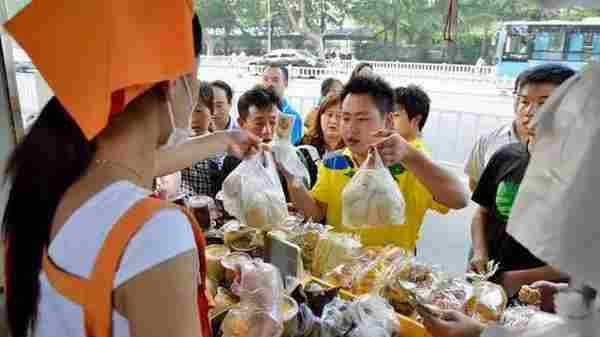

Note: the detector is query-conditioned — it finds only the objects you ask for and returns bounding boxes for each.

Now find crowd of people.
[168,58,581,302]
[159,59,596,336]
[1,1,598,337]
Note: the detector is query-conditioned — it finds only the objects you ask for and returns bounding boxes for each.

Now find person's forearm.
[285,177,325,222]
[471,207,489,256]
[404,149,468,209]
[155,132,229,176]
[513,266,570,286]
[469,178,478,193]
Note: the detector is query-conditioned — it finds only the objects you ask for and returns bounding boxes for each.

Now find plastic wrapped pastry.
[341,148,406,229]
[312,232,361,277]
[465,261,508,323]
[321,295,400,337]
[271,112,311,188]
[222,151,288,230]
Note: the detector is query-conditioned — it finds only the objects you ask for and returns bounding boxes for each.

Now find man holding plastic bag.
[423,65,600,337]
[282,76,468,251]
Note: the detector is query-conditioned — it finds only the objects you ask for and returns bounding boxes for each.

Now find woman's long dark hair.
[2,14,203,337]
[3,97,97,337]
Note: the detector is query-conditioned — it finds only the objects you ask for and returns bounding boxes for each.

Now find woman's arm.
[114,250,203,337]
[155,130,259,176]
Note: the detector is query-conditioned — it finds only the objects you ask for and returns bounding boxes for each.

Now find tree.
[195,0,268,55]
[274,0,348,54]
[348,0,441,59]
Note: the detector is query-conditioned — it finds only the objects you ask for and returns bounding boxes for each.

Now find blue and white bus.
[494,18,600,87]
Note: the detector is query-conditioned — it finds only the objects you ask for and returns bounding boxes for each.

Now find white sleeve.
[464,135,487,184]
[114,208,196,287]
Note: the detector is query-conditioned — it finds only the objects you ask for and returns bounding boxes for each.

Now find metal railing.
[199,55,497,82]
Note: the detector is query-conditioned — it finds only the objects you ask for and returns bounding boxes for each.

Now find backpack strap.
[42,197,212,337]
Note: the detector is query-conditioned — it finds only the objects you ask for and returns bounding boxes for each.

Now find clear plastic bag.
[321,295,400,337]
[501,305,564,332]
[342,148,406,229]
[465,261,508,323]
[222,151,288,230]
[320,298,355,337]
[222,308,284,337]
[311,232,362,277]
[351,257,389,295]
[155,172,185,201]
[237,260,285,317]
[223,260,287,337]
[272,112,311,188]
[465,281,508,323]
[380,257,438,317]
[427,277,474,312]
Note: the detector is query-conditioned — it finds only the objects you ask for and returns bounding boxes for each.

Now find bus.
[493,18,600,89]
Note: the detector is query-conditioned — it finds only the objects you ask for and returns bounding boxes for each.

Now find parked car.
[248,49,325,68]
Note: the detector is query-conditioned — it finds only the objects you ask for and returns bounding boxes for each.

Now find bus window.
[567,32,584,61]
[503,32,529,61]
[593,33,600,62]
[532,31,565,61]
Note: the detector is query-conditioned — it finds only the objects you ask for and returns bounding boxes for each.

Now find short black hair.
[393,85,431,131]
[192,15,202,57]
[341,76,394,117]
[320,78,343,98]
[517,64,576,94]
[237,85,281,121]
[265,63,289,82]
[350,62,373,80]
[211,80,233,104]
[198,81,214,111]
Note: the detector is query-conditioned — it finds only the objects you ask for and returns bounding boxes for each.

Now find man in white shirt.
[211,80,239,131]
[464,70,531,191]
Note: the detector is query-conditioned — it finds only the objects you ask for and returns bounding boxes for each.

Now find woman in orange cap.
[2,2,257,337]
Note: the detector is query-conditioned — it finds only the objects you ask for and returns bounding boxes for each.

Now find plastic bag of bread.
[342,148,405,229]
[321,295,400,337]
[287,220,327,268]
[428,277,474,311]
[211,287,239,317]
[222,308,284,337]
[465,261,508,323]
[271,112,311,188]
[351,256,390,295]
[222,151,288,230]
[312,232,361,277]
[236,260,285,316]
[380,258,437,317]
[324,247,387,290]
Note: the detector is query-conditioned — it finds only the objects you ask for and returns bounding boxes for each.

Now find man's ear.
[237,117,245,128]
[410,115,423,131]
[384,113,394,129]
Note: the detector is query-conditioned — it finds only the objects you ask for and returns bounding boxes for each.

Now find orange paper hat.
[5,0,196,140]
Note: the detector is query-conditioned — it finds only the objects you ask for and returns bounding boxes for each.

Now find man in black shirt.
[470,64,575,297]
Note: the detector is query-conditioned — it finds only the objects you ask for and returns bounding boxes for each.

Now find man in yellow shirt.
[282,77,467,251]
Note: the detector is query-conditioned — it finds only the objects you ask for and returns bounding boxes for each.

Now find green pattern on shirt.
[496,180,520,221]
